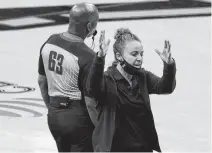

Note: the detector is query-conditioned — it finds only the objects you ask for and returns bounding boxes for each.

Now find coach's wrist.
[95,52,105,64]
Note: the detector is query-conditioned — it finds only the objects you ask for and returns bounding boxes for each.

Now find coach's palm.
[155,40,173,64]
[98,30,110,57]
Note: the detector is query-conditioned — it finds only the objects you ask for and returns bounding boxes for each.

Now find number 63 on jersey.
[48,51,64,75]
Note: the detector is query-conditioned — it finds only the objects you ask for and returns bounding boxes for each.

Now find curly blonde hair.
[112,28,141,66]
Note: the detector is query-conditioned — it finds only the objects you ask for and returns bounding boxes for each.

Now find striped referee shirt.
[38,33,95,100]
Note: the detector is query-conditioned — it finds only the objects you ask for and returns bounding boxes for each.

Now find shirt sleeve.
[38,43,46,76]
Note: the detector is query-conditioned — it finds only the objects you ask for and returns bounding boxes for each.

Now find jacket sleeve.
[86,53,107,104]
[146,59,176,94]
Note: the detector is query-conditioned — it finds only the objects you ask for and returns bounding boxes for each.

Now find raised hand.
[98,30,111,57]
[155,40,174,64]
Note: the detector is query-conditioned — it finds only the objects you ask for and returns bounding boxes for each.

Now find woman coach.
[86,28,176,152]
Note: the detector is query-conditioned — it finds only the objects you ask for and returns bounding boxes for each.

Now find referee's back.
[38,33,95,152]
[39,33,95,100]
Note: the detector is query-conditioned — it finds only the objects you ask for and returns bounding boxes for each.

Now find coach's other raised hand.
[155,40,174,64]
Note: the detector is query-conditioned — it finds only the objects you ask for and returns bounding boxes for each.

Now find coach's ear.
[115,52,123,62]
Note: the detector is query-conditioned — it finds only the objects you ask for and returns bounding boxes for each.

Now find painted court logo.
[0,81,46,117]
[0,81,35,93]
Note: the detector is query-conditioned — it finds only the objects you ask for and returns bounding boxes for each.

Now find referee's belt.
[49,96,82,108]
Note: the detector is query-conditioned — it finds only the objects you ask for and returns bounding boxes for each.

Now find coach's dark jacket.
[86,54,176,152]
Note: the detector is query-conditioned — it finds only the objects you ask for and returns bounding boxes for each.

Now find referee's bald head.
[68,3,99,38]
[69,3,99,24]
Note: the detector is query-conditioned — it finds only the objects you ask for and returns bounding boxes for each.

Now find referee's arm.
[38,53,50,109]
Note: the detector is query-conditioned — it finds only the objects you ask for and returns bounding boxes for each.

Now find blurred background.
[0,0,211,152]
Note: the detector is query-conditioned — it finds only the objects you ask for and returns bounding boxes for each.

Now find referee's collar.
[61,32,84,42]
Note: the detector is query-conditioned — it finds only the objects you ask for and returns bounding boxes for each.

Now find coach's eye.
[131,51,138,57]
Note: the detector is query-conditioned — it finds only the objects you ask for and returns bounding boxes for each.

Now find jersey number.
[48,51,64,75]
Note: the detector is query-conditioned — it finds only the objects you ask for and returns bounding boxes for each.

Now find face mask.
[120,58,141,75]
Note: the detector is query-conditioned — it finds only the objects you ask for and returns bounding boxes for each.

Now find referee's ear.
[86,22,94,37]
[87,22,92,32]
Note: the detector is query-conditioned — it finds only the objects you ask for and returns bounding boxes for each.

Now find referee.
[38,3,99,152]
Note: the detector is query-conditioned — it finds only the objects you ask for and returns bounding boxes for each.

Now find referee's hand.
[98,30,110,57]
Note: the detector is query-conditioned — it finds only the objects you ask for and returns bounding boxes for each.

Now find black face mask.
[120,58,141,75]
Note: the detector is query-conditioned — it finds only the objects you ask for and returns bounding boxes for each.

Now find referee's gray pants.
[47,96,94,152]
